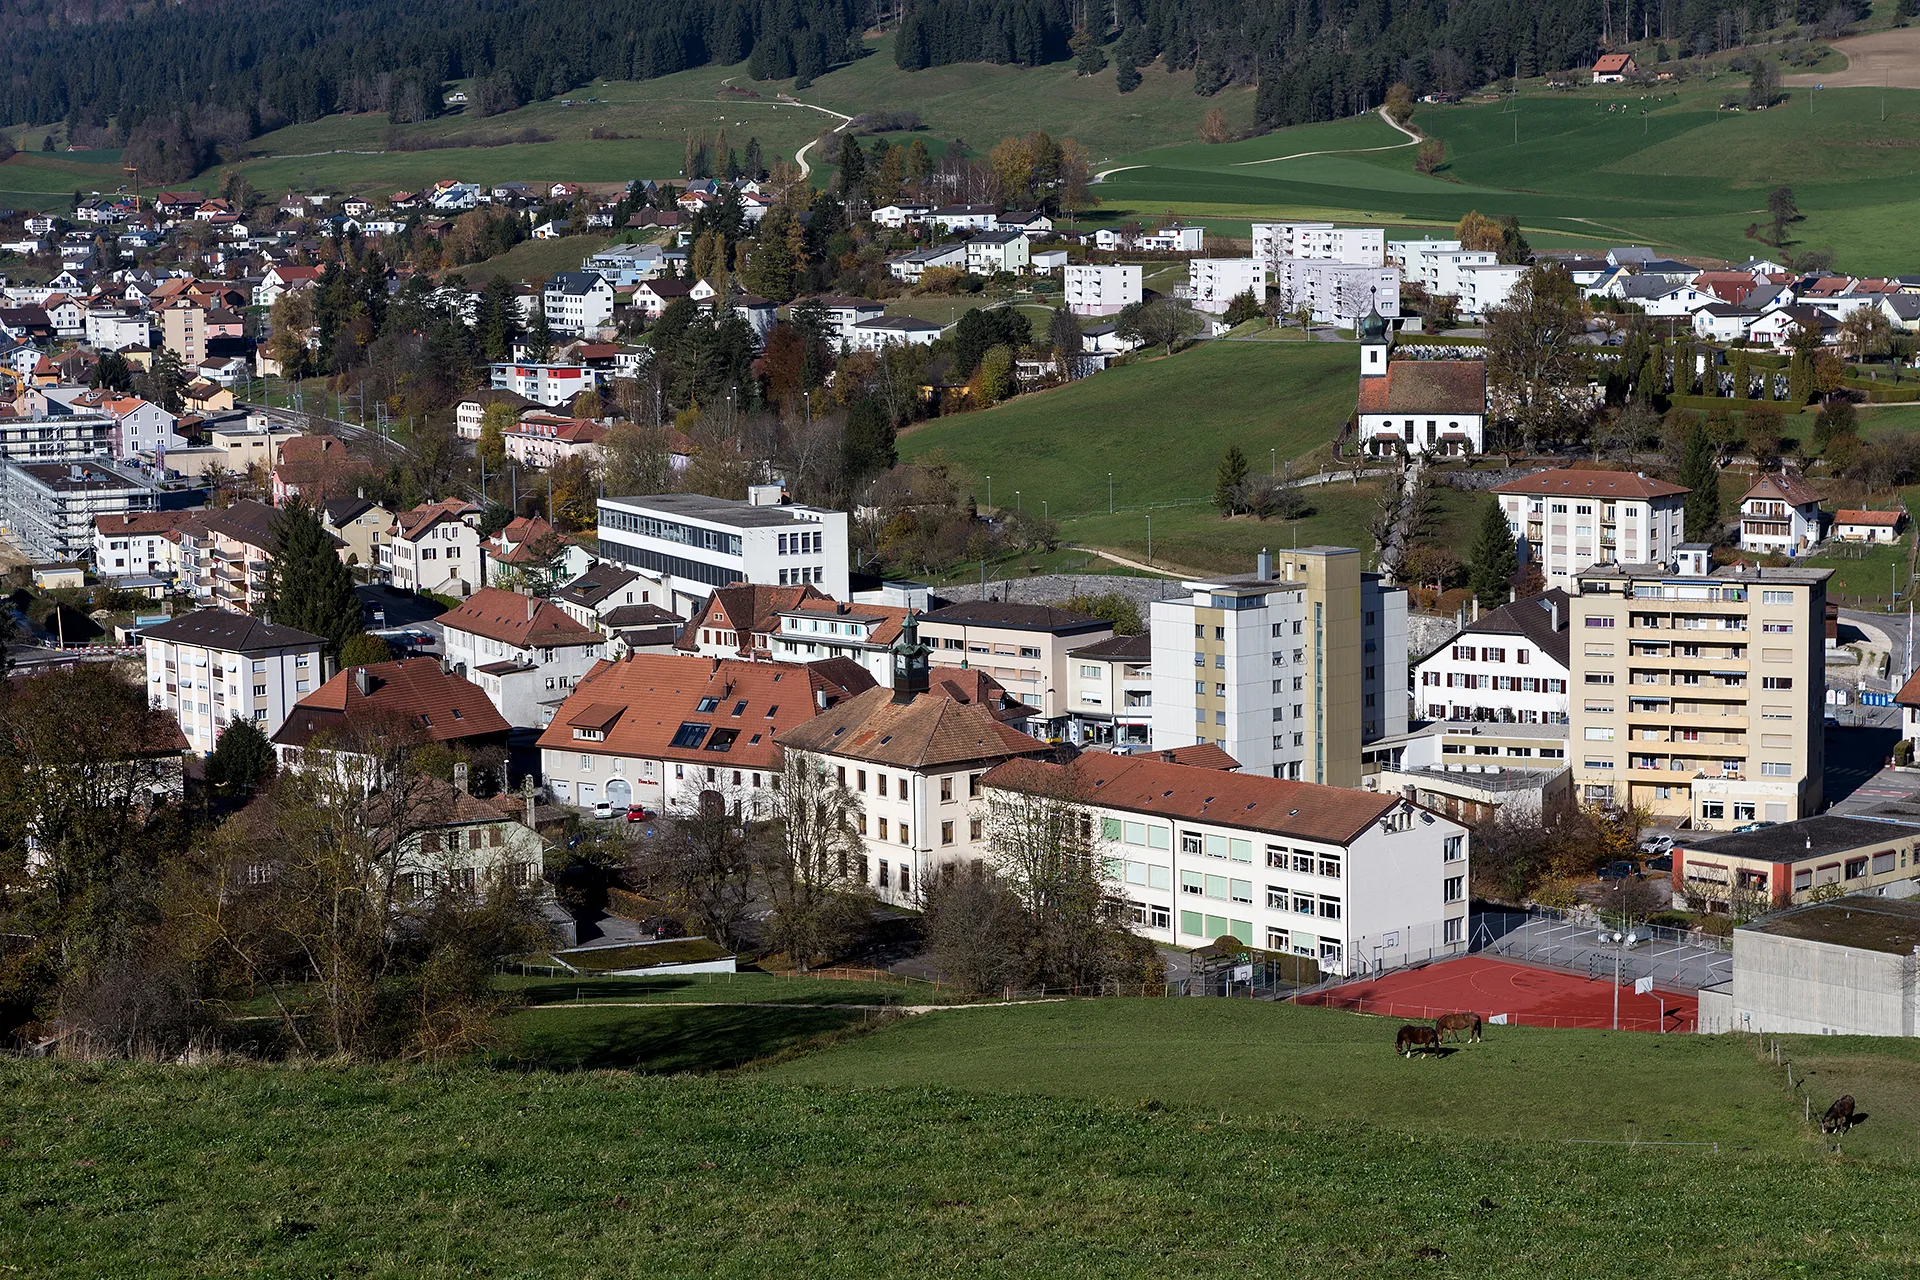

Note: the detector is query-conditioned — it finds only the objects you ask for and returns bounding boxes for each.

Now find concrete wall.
[1727,930,1917,1037]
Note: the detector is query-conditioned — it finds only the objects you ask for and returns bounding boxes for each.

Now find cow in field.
[1821,1095,1856,1134]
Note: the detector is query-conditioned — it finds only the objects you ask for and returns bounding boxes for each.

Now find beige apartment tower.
[1568,549,1828,831]
[1150,547,1407,786]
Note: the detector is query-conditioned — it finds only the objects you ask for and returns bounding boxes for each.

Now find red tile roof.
[1357,360,1486,416]
[535,653,877,771]
[776,685,1046,769]
[440,587,602,649]
[681,584,827,654]
[394,498,479,540]
[1592,53,1635,73]
[1158,743,1242,771]
[1836,509,1902,526]
[982,754,1403,846]
[271,657,511,747]
[1492,468,1688,500]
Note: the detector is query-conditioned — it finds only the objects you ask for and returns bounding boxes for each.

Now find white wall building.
[1252,222,1385,267]
[439,587,608,728]
[541,271,617,336]
[1063,263,1143,317]
[489,362,597,407]
[1415,592,1572,725]
[1493,468,1689,590]
[141,610,325,755]
[987,752,1470,976]
[386,499,484,597]
[596,486,852,611]
[1268,258,1401,323]
[1188,258,1267,314]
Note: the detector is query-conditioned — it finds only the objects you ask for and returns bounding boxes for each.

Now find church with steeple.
[1352,306,1488,458]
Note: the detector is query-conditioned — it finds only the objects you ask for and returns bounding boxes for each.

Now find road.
[785,96,857,180]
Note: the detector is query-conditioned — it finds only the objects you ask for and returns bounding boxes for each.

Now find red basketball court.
[1293,955,1697,1032]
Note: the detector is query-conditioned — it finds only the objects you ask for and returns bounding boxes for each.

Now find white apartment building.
[94,511,190,583]
[386,499,484,597]
[1739,471,1824,557]
[1493,469,1689,589]
[1569,553,1829,830]
[439,587,607,728]
[985,752,1471,975]
[1393,242,1499,304]
[917,599,1114,736]
[1455,263,1527,317]
[1063,263,1142,316]
[767,599,907,687]
[1251,222,1385,267]
[965,230,1030,276]
[1063,633,1153,748]
[1187,258,1267,314]
[1415,592,1571,725]
[489,362,597,407]
[596,487,851,611]
[141,609,325,755]
[1150,548,1407,786]
[542,272,617,335]
[807,297,886,344]
[886,244,967,283]
[778,627,1047,908]
[849,316,943,352]
[84,307,150,352]
[1,459,161,562]
[1268,258,1401,323]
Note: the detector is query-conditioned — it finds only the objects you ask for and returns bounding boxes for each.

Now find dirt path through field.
[1784,28,1920,89]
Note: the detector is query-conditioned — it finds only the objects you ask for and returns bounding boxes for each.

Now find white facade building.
[987,752,1470,976]
[1269,258,1401,323]
[1252,222,1385,267]
[1063,264,1143,317]
[1492,468,1690,590]
[596,486,852,611]
[1188,258,1267,314]
[439,588,607,729]
[141,610,325,755]
[1414,592,1572,725]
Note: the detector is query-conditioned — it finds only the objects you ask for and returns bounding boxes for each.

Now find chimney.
[1257,548,1274,581]
[440,656,452,676]
[521,773,538,831]
[453,761,469,794]
[816,687,827,709]
[1472,598,1480,622]
[1550,600,1561,630]
[1158,750,1177,763]
[1509,587,1516,603]
[354,666,371,696]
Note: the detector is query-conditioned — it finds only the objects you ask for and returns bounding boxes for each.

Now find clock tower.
[890,610,931,703]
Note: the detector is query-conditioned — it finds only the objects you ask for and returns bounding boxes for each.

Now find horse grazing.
[1396,1025,1441,1057]
[1435,1011,1483,1044]
[1821,1095,1856,1134]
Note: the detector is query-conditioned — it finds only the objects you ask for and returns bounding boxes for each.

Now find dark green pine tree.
[1678,422,1721,543]
[1467,500,1518,610]
[1213,445,1249,514]
[837,134,866,204]
[205,717,277,794]
[261,498,362,655]
[953,308,992,377]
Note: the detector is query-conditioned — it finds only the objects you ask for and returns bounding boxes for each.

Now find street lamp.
[1146,513,1152,566]
[1271,447,1276,478]
[986,475,992,512]
[1605,930,1639,1031]
[1108,472,1113,515]
[1015,490,1022,513]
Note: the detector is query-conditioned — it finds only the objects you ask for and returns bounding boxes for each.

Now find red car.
[625,805,654,823]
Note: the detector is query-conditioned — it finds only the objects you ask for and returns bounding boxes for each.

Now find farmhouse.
[1739,470,1823,557]
[1592,53,1638,82]
[1832,509,1903,543]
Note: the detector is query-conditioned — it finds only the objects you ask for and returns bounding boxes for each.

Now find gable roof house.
[270,434,375,506]
[680,583,829,660]
[438,587,607,728]
[385,499,483,598]
[536,652,877,815]
[1592,53,1638,81]
[1740,471,1824,557]
[554,561,672,635]
[272,656,514,777]
[1413,590,1572,726]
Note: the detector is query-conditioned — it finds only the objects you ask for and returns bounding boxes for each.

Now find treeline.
[1,0,874,148]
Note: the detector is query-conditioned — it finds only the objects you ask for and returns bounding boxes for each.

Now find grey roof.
[1883,295,1920,320]
[969,229,1026,245]
[1458,589,1571,669]
[198,499,282,548]
[1739,895,1920,956]
[920,600,1107,634]
[855,316,943,332]
[1609,246,1657,264]
[140,608,323,651]
[556,561,643,609]
[547,271,607,295]
[601,602,680,628]
[322,496,379,526]
[1069,632,1152,660]
[1618,276,1681,299]
[1682,815,1920,866]
[599,491,823,528]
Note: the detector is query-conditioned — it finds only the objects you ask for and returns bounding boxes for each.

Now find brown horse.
[1396,1025,1441,1057]
[1435,1011,1484,1044]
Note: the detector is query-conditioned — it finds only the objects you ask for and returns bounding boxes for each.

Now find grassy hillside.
[896,338,1469,575]
[1099,80,1920,272]
[211,36,1249,201]
[0,149,127,210]
[6,998,1920,1276]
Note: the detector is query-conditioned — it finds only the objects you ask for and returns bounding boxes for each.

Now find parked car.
[592,801,613,819]
[1598,860,1640,881]
[1732,821,1776,833]
[1645,855,1673,874]
[1639,834,1674,855]
[625,805,654,823]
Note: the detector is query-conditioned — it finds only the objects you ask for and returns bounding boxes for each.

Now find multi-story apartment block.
[1187,258,1267,313]
[1063,263,1142,316]
[1415,591,1572,725]
[778,620,1048,907]
[1251,222,1386,267]
[1739,470,1824,556]
[542,272,617,336]
[917,600,1114,736]
[94,511,192,583]
[965,229,1030,276]
[190,500,285,614]
[1149,548,1408,785]
[0,397,113,461]
[985,752,1470,975]
[1493,468,1688,589]
[1568,551,1829,830]
[141,609,325,755]
[1063,633,1153,749]
[1268,258,1401,323]
[595,487,851,612]
[1,459,161,562]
